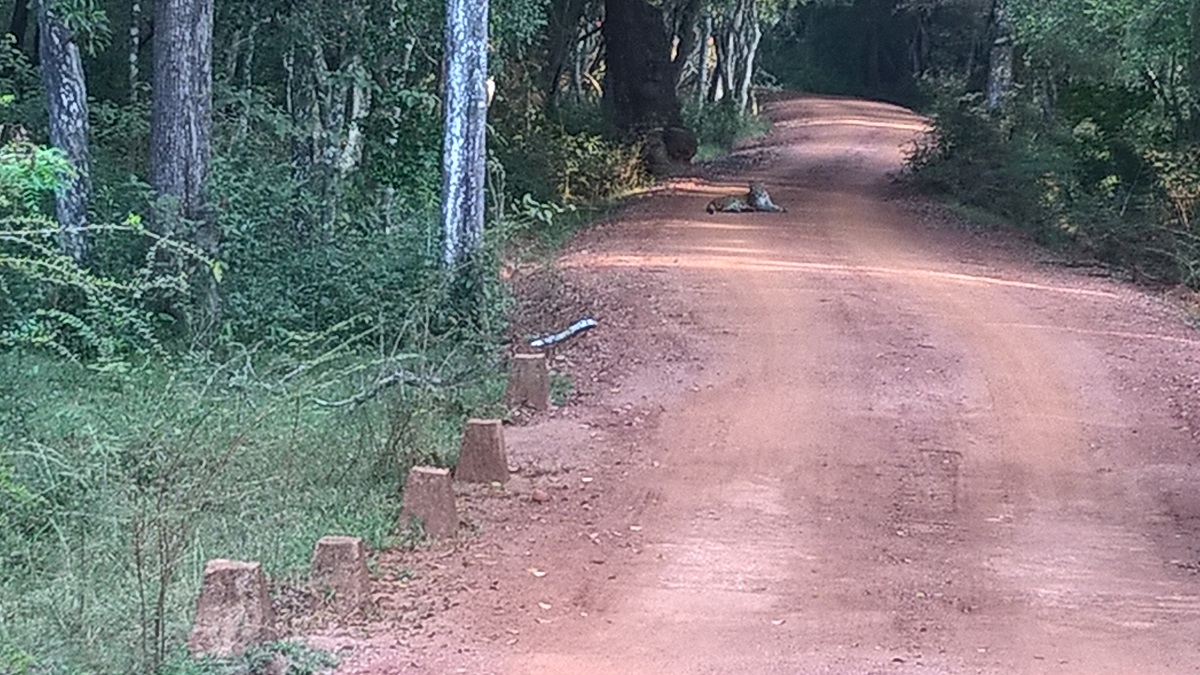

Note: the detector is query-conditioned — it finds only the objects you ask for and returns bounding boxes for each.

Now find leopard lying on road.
[705,182,787,214]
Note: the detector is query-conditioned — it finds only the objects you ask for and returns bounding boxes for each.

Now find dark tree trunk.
[602,0,683,133]
[150,0,216,320]
[669,0,702,89]
[544,0,587,109]
[36,0,90,264]
[1190,0,1200,140]
[9,0,30,51]
[151,0,214,227]
[866,8,881,91]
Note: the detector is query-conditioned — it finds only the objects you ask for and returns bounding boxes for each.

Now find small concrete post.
[506,353,550,410]
[187,559,276,657]
[399,466,458,538]
[310,536,371,615]
[455,418,509,484]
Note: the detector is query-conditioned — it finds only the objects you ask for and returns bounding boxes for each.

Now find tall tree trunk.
[36,0,90,264]
[571,27,585,101]
[337,55,371,176]
[736,0,760,113]
[9,0,30,51]
[150,0,216,320]
[441,0,488,275]
[1190,0,1200,140]
[129,0,141,102]
[669,0,702,89]
[710,0,760,114]
[544,0,587,109]
[985,0,1013,112]
[603,0,683,133]
[696,12,710,108]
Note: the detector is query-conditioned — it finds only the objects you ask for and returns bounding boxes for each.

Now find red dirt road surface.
[316,95,1200,674]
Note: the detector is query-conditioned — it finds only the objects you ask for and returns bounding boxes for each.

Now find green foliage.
[0,0,673,672]
[0,334,504,673]
[683,100,769,157]
[364,84,444,213]
[494,106,649,205]
[48,0,113,55]
[0,38,44,125]
[906,74,1200,284]
[0,212,217,362]
[0,134,73,216]
[761,0,988,105]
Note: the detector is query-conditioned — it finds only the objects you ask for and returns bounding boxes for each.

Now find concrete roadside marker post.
[506,353,550,411]
[310,536,371,615]
[455,418,509,484]
[399,466,458,539]
[187,559,276,657]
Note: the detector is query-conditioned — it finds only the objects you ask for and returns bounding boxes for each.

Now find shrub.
[906,76,1200,285]
[681,100,770,160]
[494,109,648,206]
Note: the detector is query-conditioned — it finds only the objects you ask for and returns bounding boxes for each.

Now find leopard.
[746,182,786,212]
[705,182,786,214]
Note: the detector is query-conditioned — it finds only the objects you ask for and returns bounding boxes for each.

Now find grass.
[0,338,507,674]
[549,371,574,407]
[944,200,1017,232]
[160,641,339,675]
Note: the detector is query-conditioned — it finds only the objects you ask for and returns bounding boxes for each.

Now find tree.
[440,0,488,282]
[603,0,684,132]
[36,0,92,264]
[9,0,30,51]
[985,0,1012,111]
[543,0,588,108]
[149,0,216,320]
[713,0,763,112]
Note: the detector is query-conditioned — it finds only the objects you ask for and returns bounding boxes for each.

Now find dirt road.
[323,95,1200,674]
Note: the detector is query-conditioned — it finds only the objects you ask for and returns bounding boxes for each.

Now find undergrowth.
[0,68,759,673]
[906,78,1199,285]
[684,100,771,160]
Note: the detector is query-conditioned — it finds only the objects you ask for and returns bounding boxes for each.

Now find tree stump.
[506,353,550,411]
[399,466,458,538]
[455,418,509,484]
[310,536,371,615]
[187,559,276,657]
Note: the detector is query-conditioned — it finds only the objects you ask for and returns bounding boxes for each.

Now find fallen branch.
[313,368,473,408]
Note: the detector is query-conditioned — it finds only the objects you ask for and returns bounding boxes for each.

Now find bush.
[682,100,770,160]
[0,334,505,673]
[903,77,1199,282]
[493,108,648,206]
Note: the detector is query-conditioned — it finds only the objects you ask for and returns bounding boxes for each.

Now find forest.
[2,0,1199,672]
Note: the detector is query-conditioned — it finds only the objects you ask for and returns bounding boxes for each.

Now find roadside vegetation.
[764,1,1200,286]
[0,0,768,672]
